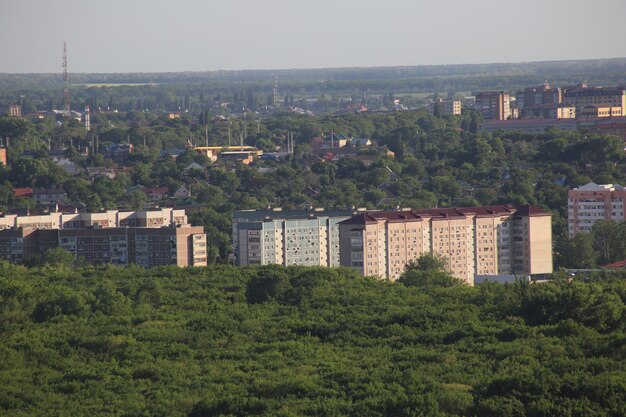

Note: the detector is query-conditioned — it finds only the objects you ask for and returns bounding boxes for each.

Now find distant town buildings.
[0,208,207,267]
[567,182,626,237]
[480,115,626,141]
[562,84,626,116]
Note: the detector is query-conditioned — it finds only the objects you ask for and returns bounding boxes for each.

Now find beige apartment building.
[339,205,553,284]
[429,99,462,116]
[475,91,511,120]
[568,182,626,237]
[0,208,207,267]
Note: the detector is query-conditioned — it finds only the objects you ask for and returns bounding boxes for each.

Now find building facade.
[429,99,462,116]
[338,205,553,284]
[233,208,356,267]
[0,208,207,267]
[563,84,626,116]
[475,91,511,120]
[567,182,626,237]
[516,83,562,109]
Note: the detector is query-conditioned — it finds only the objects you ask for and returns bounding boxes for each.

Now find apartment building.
[563,84,626,116]
[475,91,511,120]
[578,105,623,118]
[520,105,576,120]
[338,205,553,284]
[567,182,626,237]
[429,98,462,116]
[233,208,356,267]
[516,83,562,109]
[0,208,207,267]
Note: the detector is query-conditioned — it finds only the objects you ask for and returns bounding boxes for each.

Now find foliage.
[0,263,624,416]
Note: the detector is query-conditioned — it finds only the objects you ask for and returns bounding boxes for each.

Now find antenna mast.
[273,74,278,106]
[62,41,70,117]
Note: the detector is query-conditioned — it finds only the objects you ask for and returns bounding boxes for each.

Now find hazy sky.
[1,0,625,73]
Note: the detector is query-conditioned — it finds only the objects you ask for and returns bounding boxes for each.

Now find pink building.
[568,182,626,237]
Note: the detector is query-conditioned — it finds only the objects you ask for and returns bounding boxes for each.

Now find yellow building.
[578,105,623,118]
[339,205,553,284]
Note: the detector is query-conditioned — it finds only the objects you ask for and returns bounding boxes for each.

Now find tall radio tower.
[62,41,70,117]
[273,74,278,106]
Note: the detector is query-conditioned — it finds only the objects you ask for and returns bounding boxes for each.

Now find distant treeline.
[1,57,626,97]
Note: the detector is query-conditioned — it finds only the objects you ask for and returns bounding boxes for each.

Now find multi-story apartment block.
[8,104,22,117]
[516,83,562,109]
[0,208,206,267]
[567,182,626,237]
[338,205,553,284]
[233,208,356,267]
[520,105,576,120]
[563,84,626,116]
[475,91,511,120]
[429,99,462,116]
[578,105,623,118]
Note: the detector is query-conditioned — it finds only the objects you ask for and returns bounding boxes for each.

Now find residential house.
[173,186,191,198]
[33,188,67,206]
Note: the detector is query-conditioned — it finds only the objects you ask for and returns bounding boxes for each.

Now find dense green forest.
[0,262,624,416]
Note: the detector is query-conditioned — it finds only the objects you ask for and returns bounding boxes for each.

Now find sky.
[1,0,625,73]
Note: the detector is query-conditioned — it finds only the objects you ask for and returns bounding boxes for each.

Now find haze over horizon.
[1,0,626,74]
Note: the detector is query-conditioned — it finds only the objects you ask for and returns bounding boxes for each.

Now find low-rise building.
[578,105,623,118]
[33,188,67,206]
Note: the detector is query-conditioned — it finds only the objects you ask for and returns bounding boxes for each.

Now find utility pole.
[228,120,231,147]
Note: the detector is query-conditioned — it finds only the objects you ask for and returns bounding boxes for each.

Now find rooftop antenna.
[228,119,231,147]
[62,41,70,117]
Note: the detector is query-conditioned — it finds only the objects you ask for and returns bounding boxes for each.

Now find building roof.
[12,188,33,198]
[573,182,625,191]
[603,259,626,269]
[512,205,552,217]
[367,210,422,222]
[341,204,551,225]
[33,187,66,195]
[338,213,379,226]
